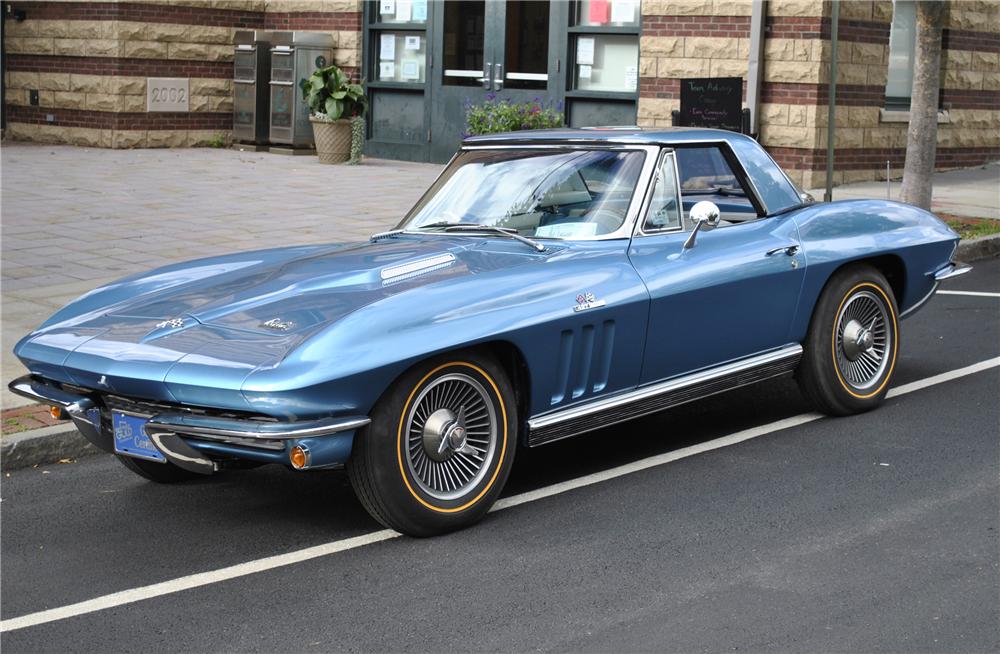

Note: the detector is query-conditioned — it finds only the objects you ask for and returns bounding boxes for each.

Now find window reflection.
[403,149,646,237]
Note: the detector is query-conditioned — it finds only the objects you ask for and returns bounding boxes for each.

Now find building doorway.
[363,0,638,163]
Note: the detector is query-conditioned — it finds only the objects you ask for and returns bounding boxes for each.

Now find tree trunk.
[899,0,945,210]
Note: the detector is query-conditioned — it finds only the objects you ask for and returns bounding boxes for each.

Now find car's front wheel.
[797,264,899,415]
[348,351,517,537]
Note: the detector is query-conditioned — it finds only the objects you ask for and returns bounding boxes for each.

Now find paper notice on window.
[589,0,609,24]
[396,0,411,21]
[577,37,595,65]
[535,222,599,238]
[404,35,421,50]
[401,59,419,80]
[624,65,638,91]
[380,0,395,15]
[379,62,395,79]
[412,0,427,21]
[578,64,592,80]
[380,33,395,61]
[611,0,636,23]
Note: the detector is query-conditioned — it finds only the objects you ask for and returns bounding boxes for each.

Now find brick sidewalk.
[1,143,442,410]
[2,404,63,434]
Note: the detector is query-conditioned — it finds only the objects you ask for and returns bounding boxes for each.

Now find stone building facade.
[2,0,997,188]
[3,0,361,147]
[638,0,1000,187]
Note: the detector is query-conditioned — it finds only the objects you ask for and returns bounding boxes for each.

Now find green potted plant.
[300,64,368,164]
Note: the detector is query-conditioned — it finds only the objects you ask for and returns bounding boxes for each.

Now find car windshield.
[400,149,646,239]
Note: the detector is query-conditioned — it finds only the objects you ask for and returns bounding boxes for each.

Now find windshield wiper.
[416,222,545,252]
[370,228,405,242]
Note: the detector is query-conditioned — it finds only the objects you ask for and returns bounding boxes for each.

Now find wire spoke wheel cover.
[403,372,498,501]
[834,288,892,391]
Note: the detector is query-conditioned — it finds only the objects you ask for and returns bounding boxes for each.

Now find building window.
[885,0,916,111]
[565,0,640,127]
[375,32,427,83]
[573,34,639,93]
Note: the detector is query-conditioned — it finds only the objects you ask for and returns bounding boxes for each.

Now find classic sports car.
[10,127,969,536]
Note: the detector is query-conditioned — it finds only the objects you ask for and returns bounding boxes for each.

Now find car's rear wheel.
[797,264,899,415]
[348,351,517,537]
[116,454,201,483]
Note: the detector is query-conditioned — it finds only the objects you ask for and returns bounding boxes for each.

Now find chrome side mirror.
[683,201,721,249]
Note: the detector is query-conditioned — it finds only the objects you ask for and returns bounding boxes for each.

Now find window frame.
[564,0,641,126]
[631,143,770,239]
[638,150,684,235]
[399,144,661,241]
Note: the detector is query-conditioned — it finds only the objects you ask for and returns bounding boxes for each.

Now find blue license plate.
[112,411,165,462]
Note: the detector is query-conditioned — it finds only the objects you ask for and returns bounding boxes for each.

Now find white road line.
[937,290,1000,298]
[3,356,999,634]
[886,357,1000,398]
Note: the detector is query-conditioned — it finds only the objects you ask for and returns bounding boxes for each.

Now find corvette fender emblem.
[155,318,186,329]
[574,292,606,312]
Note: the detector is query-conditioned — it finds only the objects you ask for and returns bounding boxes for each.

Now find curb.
[1,239,996,473]
[956,233,1000,262]
[1,424,101,471]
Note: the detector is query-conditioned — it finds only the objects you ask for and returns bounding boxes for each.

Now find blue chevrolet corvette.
[10,127,969,535]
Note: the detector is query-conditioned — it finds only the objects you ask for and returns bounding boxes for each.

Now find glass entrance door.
[429,1,565,162]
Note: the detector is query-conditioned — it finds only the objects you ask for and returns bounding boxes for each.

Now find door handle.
[765,244,800,257]
[479,62,492,89]
[493,63,504,91]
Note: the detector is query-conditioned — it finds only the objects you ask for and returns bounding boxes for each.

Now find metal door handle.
[766,244,800,257]
[479,62,492,89]
[493,63,503,91]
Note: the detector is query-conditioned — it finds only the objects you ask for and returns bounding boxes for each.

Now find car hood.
[16,236,548,401]
[107,239,486,335]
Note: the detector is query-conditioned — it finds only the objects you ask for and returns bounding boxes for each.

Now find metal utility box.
[268,31,335,147]
[233,30,273,146]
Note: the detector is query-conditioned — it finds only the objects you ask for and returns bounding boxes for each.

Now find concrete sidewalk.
[1,143,442,409]
[807,161,1000,219]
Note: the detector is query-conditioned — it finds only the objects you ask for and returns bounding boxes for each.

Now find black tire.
[797,264,900,416]
[116,454,201,483]
[348,350,517,537]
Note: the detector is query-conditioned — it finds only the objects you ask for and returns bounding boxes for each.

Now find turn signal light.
[289,445,307,470]
[50,406,66,420]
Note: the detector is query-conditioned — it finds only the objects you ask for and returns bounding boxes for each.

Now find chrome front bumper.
[8,375,369,474]
[933,262,972,281]
[902,261,974,319]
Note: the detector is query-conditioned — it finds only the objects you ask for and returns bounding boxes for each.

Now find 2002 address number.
[146,78,190,112]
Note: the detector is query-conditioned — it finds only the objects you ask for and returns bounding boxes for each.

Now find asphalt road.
[2,258,998,653]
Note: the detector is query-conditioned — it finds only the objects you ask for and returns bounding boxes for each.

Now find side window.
[642,152,682,232]
[675,147,738,191]
[674,146,757,227]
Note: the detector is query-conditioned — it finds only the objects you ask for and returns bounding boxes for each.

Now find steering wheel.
[587,207,627,234]
[436,209,466,224]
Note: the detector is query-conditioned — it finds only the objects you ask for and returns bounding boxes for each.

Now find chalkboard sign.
[678,77,744,132]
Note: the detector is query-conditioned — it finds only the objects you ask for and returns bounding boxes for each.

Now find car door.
[628,146,806,384]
